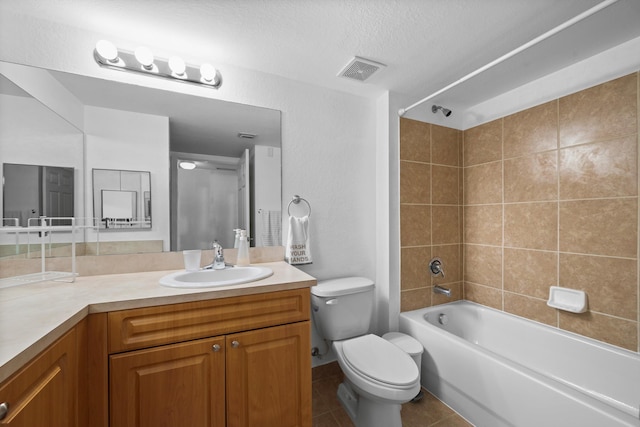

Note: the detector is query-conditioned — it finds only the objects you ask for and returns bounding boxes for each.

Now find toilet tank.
[310,277,375,341]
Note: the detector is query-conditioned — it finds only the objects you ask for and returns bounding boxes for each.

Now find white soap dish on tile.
[547,286,588,313]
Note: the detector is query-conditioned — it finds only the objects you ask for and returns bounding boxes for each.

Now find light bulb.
[200,63,218,84]
[134,46,155,70]
[179,161,196,170]
[168,56,186,77]
[95,40,119,63]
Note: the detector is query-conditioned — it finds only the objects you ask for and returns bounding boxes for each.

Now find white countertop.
[0,261,316,383]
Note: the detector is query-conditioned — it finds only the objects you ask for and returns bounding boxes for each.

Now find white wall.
[0,61,84,130]
[84,106,170,249]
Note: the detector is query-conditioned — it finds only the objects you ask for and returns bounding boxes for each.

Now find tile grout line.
[556,98,561,329]
[501,117,505,312]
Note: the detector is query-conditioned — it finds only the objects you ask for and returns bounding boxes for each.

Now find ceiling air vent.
[237,132,257,139]
[338,56,386,82]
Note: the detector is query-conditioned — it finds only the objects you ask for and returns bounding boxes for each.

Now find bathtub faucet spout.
[433,285,451,297]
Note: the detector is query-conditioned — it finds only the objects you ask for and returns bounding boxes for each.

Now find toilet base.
[337,381,403,427]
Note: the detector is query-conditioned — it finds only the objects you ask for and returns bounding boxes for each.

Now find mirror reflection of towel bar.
[287,195,311,218]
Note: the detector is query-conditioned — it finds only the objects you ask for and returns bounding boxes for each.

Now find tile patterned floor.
[312,362,473,427]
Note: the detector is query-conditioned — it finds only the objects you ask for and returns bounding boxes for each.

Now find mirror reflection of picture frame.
[102,190,135,218]
[92,168,151,230]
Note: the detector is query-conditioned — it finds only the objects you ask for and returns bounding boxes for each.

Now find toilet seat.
[341,334,419,386]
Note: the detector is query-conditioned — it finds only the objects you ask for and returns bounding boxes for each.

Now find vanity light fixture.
[95,40,122,65]
[134,46,156,72]
[168,56,187,78]
[93,40,222,89]
[179,161,197,170]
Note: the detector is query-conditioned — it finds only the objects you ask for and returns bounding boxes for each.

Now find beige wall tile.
[504,248,557,299]
[559,73,637,147]
[430,244,462,285]
[504,202,558,251]
[504,293,557,326]
[464,204,502,246]
[504,152,557,203]
[401,288,432,312]
[464,282,502,310]
[432,124,460,166]
[401,246,431,290]
[400,161,431,204]
[463,119,502,166]
[402,71,639,352]
[464,161,502,205]
[504,100,558,158]
[559,198,637,258]
[464,244,502,288]
[400,204,431,247]
[432,205,460,244]
[559,311,638,351]
[400,118,430,162]
[559,253,637,320]
[431,165,459,205]
[559,136,638,199]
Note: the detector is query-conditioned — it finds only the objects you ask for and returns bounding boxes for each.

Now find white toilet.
[311,277,421,427]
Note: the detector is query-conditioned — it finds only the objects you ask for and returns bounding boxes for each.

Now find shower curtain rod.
[398,0,620,117]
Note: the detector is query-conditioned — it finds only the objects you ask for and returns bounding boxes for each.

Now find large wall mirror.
[0,60,282,261]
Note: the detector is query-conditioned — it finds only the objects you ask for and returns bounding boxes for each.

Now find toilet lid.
[342,334,418,386]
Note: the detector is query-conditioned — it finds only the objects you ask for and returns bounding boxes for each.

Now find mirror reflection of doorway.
[175,149,249,251]
[3,163,74,226]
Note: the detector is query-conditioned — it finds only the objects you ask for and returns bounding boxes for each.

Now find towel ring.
[287,195,311,218]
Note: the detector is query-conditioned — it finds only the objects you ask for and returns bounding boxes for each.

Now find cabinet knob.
[212,344,221,352]
[231,340,240,348]
[0,402,8,421]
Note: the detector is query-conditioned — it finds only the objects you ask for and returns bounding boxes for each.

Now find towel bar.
[287,195,311,218]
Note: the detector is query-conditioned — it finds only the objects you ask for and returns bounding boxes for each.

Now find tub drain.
[438,313,448,325]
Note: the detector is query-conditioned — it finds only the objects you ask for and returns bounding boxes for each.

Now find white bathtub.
[399,301,640,427]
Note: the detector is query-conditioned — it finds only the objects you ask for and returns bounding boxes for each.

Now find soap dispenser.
[233,228,242,248]
[236,229,250,267]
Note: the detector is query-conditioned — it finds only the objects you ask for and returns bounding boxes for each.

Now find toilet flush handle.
[325,299,338,305]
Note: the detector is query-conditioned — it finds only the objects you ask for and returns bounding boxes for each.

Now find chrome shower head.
[432,105,452,117]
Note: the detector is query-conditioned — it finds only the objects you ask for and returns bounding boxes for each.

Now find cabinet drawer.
[108,288,310,353]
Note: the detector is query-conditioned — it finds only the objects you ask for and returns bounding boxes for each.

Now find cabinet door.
[109,336,225,427]
[0,328,77,427]
[226,322,311,427]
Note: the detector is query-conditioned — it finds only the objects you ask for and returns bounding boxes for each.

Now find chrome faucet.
[433,285,452,297]
[211,240,226,270]
[429,257,445,278]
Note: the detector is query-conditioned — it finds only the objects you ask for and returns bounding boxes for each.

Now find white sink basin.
[159,266,273,288]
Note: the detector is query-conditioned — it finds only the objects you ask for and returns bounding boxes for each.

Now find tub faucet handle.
[429,257,445,278]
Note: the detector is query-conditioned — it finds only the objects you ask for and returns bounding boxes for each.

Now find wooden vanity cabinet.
[226,322,311,427]
[104,288,312,427]
[109,336,226,427]
[0,328,78,427]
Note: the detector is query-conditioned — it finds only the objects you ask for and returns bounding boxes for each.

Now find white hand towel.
[285,215,312,265]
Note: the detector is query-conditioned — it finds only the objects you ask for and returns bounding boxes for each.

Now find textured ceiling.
[2,0,640,139]
[5,0,640,104]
